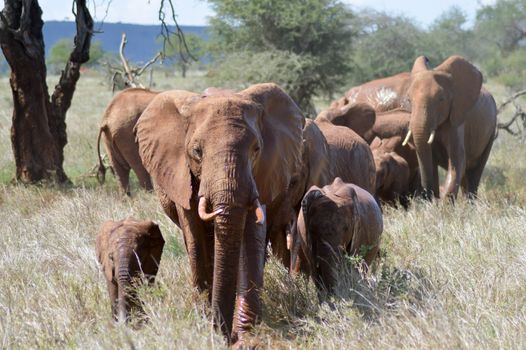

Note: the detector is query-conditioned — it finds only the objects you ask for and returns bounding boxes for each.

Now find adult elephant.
[135,84,304,344]
[97,88,158,195]
[344,56,497,199]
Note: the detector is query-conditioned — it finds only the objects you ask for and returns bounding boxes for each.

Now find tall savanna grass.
[0,72,525,348]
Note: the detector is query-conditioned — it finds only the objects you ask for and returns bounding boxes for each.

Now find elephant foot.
[231,295,262,345]
[232,338,260,350]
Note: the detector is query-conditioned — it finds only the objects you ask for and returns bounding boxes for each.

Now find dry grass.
[1,73,526,349]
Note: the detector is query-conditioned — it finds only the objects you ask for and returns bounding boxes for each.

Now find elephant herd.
[95,55,497,346]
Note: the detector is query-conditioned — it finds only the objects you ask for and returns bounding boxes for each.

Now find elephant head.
[405,55,482,198]
[135,84,304,339]
[318,102,377,142]
[96,218,165,323]
[290,179,361,293]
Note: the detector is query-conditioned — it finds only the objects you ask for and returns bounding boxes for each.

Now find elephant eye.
[191,145,202,161]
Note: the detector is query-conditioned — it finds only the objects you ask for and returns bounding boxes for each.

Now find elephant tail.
[97,126,108,185]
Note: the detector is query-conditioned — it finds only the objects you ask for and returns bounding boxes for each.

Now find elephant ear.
[301,187,324,265]
[411,55,430,74]
[435,56,482,127]
[135,90,197,210]
[241,83,305,204]
[145,221,165,276]
[146,221,165,248]
[324,102,376,142]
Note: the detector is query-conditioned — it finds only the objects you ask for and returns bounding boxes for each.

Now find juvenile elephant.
[344,56,497,200]
[96,218,165,322]
[135,84,304,344]
[372,143,411,208]
[267,117,376,269]
[289,177,383,293]
[97,88,159,195]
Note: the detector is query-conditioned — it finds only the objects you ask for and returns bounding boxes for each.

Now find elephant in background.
[289,177,383,294]
[314,116,376,194]
[372,142,411,208]
[97,88,158,195]
[343,55,497,200]
[135,84,304,344]
[96,218,165,322]
[320,102,420,202]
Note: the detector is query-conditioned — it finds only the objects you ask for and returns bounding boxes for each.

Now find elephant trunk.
[211,206,246,341]
[202,154,260,343]
[410,109,439,199]
[116,252,131,323]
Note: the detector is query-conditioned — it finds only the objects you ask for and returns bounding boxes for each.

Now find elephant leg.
[112,158,131,196]
[443,126,466,200]
[156,185,180,227]
[232,207,266,344]
[268,225,290,268]
[176,202,214,294]
[463,137,494,199]
[124,147,153,192]
[103,137,131,195]
[106,279,119,321]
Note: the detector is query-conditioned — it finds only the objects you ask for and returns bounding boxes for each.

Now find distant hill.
[43,21,209,63]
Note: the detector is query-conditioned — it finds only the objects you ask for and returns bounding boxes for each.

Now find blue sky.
[41,0,496,27]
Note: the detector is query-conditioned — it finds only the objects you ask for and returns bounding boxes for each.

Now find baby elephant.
[372,143,411,208]
[290,177,383,293]
[96,218,165,322]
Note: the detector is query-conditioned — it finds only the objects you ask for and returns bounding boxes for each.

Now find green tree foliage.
[475,0,526,55]
[207,0,354,114]
[349,11,422,85]
[472,0,526,89]
[349,7,477,85]
[422,7,474,65]
[163,33,205,78]
[47,39,104,69]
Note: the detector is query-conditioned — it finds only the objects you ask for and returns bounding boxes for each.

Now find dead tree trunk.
[0,0,92,184]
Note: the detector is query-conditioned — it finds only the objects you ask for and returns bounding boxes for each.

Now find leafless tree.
[110,33,161,92]
[0,0,191,184]
[497,89,526,137]
[0,0,93,184]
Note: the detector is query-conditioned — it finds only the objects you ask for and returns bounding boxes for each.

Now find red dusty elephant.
[289,177,383,294]
[267,115,376,269]
[135,84,304,344]
[97,88,158,195]
[371,140,411,208]
[96,218,165,322]
[342,56,497,200]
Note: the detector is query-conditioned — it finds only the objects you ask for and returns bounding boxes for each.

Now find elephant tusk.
[402,130,412,146]
[253,199,265,225]
[427,130,436,144]
[286,233,292,250]
[198,197,223,222]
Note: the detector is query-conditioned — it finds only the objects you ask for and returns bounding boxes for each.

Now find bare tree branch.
[119,33,136,86]
[112,32,160,90]
[497,89,526,114]
[497,93,526,137]
[136,52,162,76]
[158,0,196,63]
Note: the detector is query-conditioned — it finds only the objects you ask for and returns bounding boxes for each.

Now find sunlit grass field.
[0,71,525,349]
